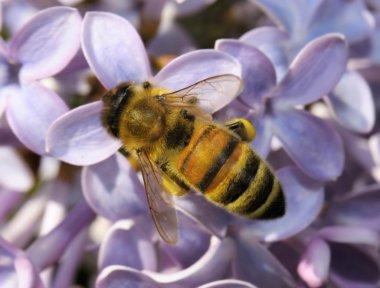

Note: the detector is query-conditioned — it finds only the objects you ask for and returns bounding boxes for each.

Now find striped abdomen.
[177,125,285,219]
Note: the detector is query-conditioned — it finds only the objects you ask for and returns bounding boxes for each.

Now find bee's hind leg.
[225,118,256,142]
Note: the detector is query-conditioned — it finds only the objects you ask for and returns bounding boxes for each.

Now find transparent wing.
[161,74,242,114]
[137,150,178,244]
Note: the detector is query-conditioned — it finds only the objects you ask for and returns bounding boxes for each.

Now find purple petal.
[369,15,380,64]
[240,27,289,80]
[82,153,147,221]
[148,23,196,57]
[215,39,276,108]
[239,166,324,241]
[298,238,330,287]
[0,188,24,220]
[82,11,151,89]
[327,70,375,133]
[98,219,156,271]
[198,280,258,288]
[317,226,379,248]
[329,243,380,287]
[253,0,324,34]
[154,50,242,113]
[9,7,81,82]
[230,232,295,287]
[161,213,211,268]
[146,237,233,287]
[0,238,43,288]
[330,188,380,230]
[175,192,234,238]
[213,99,251,123]
[271,109,344,181]
[309,0,374,44]
[6,82,68,155]
[272,34,348,107]
[97,266,160,288]
[25,200,95,271]
[0,147,33,192]
[46,101,121,166]
[250,117,273,158]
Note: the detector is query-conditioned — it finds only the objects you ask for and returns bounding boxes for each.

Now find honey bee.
[101,75,285,244]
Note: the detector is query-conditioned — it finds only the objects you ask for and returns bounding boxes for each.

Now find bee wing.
[161,74,242,114]
[137,150,178,244]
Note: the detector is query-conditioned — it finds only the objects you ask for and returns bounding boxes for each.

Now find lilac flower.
[247,0,376,134]
[0,146,33,221]
[96,216,296,287]
[0,199,95,288]
[216,34,347,181]
[298,226,380,287]
[0,7,81,155]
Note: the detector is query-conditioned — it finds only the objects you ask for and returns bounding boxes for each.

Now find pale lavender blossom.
[0,146,33,221]
[248,0,376,134]
[215,34,347,181]
[0,199,95,288]
[298,226,380,287]
[0,7,81,155]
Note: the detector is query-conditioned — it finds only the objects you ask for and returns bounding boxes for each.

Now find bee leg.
[225,118,256,142]
[119,146,140,171]
[160,162,190,196]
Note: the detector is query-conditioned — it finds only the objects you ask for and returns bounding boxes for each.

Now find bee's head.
[101,82,133,138]
[101,81,166,142]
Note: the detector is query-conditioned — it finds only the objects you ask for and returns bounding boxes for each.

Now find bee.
[101,75,285,244]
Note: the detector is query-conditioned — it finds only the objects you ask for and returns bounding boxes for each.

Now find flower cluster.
[1,0,380,287]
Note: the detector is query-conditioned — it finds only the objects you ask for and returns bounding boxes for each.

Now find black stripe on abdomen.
[219,152,260,205]
[197,138,239,191]
[257,186,285,219]
[238,167,275,215]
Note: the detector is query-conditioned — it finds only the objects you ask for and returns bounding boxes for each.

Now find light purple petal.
[240,27,289,80]
[250,117,273,158]
[298,238,330,288]
[369,15,380,64]
[0,238,43,288]
[175,192,234,239]
[46,101,121,166]
[82,11,151,89]
[198,280,258,288]
[308,0,374,44]
[215,39,276,108]
[148,22,196,57]
[252,0,324,34]
[213,99,251,123]
[271,109,344,181]
[0,188,24,220]
[97,266,160,288]
[326,70,375,133]
[9,7,81,82]
[317,226,379,248]
[230,232,295,287]
[161,213,211,268]
[6,82,68,155]
[146,237,233,287]
[0,147,33,192]
[82,153,147,221]
[154,50,242,113]
[239,166,324,241]
[330,188,380,230]
[98,219,156,271]
[272,34,348,107]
